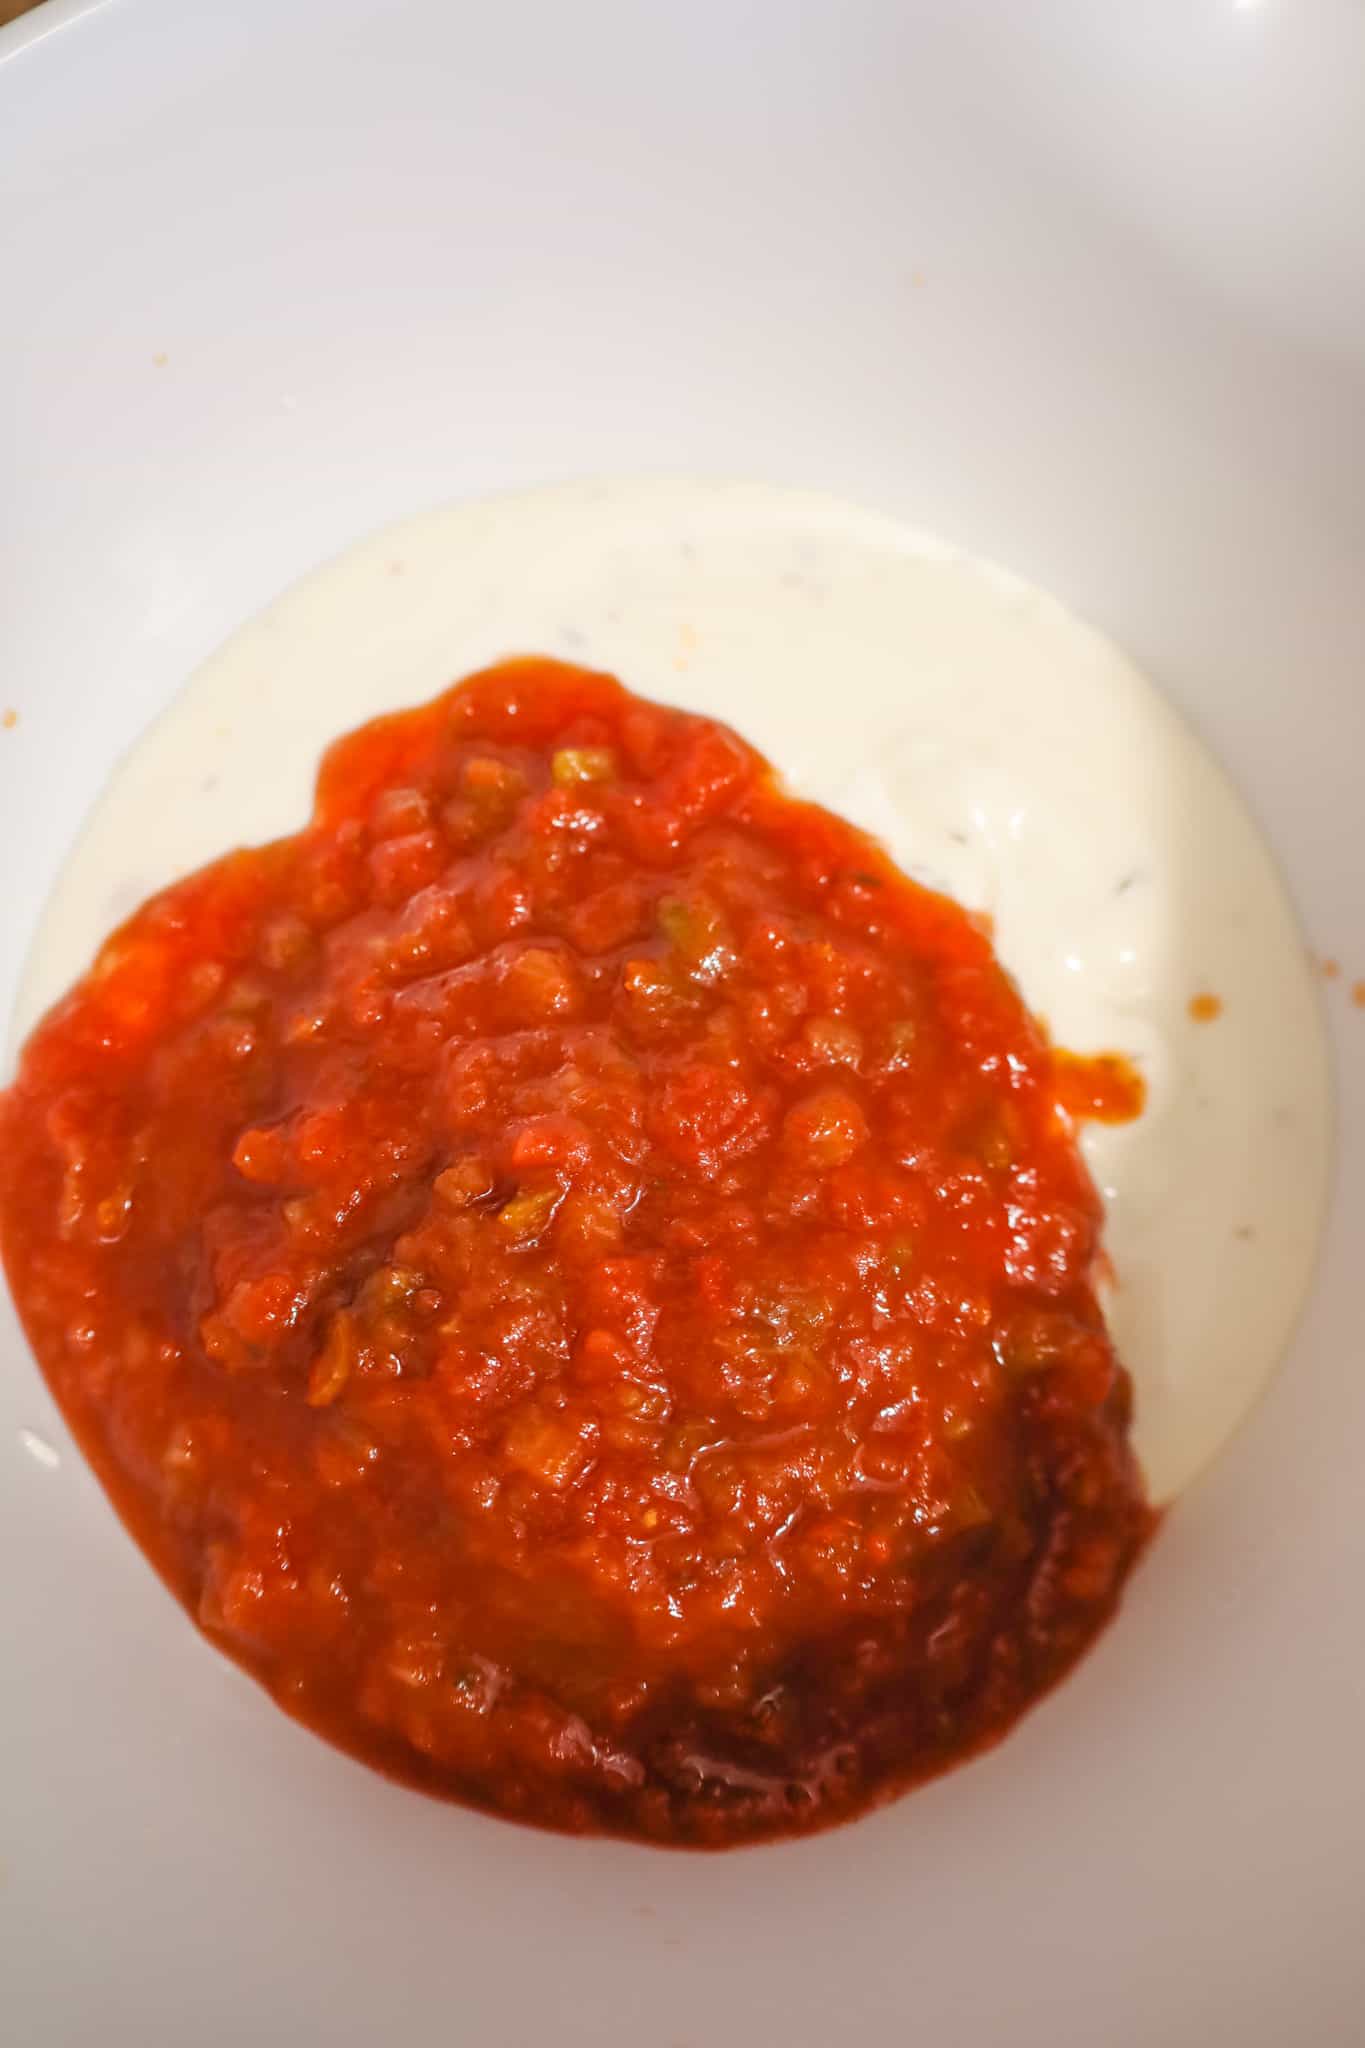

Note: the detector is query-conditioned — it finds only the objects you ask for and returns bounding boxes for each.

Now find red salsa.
[0,659,1150,1845]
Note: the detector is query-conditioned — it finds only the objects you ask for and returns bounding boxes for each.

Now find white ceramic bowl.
[3,4,1362,2043]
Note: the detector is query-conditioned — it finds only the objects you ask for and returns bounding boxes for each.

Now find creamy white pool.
[12,480,1330,1501]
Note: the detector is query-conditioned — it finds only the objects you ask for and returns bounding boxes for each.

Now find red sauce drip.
[0,659,1151,1846]
[1052,1049,1146,1126]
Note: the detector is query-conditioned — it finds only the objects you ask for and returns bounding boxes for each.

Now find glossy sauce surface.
[15,484,1331,1508]
[2,661,1152,1843]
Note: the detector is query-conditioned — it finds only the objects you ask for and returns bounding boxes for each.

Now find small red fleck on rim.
[1188,991,1223,1023]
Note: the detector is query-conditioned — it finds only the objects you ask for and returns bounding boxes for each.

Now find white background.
[2,3,1363,2044]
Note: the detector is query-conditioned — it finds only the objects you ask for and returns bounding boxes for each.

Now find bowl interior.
[2,3,1363,2045]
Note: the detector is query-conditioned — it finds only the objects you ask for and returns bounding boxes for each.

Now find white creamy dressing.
[12,480,1329,1502]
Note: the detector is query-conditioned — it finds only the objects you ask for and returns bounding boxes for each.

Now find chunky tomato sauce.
[0,659,1149,1845]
